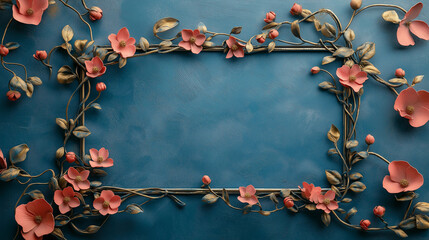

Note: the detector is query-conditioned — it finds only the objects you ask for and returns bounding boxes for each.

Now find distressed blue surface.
[0,0,429,239]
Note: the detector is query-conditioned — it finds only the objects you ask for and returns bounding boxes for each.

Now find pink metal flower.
[202,175,211,185]
[64,167,90,191]
[7,90,21,101]
[179,29,206,54]
[299,182,321,203]
[0,44,9,57]
[336,64,368,92]
[65,152,76,163]
[15,199,54,240]
[256,34,266,44]
[89,147,114,168]
[283,197,294,208]
[54,186,80,214]
[268,29,279,39]
[383,161,424,193]
[85,56,106,78]
[394,87,429,127]
[93,190,121,215]
[397,3,429,46]
[89,6,103,21]
[226,36,245,59]
[395,68,406,78]
[12,0,49,25]
[33,50,47,61]
[316,190,338,213]
[373,206,385,217]
[264,11,276,23]
[360,219,371,230]
[108,27,136,58]
[96,82,106,92]
[237,185,259,205]
[365,134,375,145]
[0,149,7,173]
[290,3,303,16]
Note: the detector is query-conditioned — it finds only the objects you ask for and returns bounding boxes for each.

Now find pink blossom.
[202,175,211,185]
[65,152,76,163]
[268,29,279,39]
[0,149,6,173]
[365,134,375,145]
[237,185,259,205]
[299,182,321,203]
[395,68,406,78]
[373,206,385,217]
[383,161,424,193]
[394,87,429,127]
[89,147,114,168]
[360,219,371,230]
[264,11,276,23]
[108,27,136,58]
[226,36,245,59]
[0,45,9,57]
[397,3,429,46]
[15,199,54,240]
[89,6,103,21]
[93,190,121,215]
[290,3,303,16]
[311,66,320,74]
[33,50,47,61]
[283,197,294,208]
[256,34,266,44]
[54,186,80,214]
[7,90,21,101]
[64,167,90,191]
[179,29,206,54]
[316,190,338,213]
[85,56,106,78]
[336,64,368,92]
[12,0,49,25]
[96,82,106,92]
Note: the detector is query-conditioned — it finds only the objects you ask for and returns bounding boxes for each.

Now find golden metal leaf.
[56,147,65,159]
[382,10,401,24]
[139,37,150,51]
[325,170,342,185]
[322,56,336,65]
[415,202,429,212]
[57,66,76,84]
[262,22,279,30]
[412,75,424,86]
[416,215,429,229]
[267,41,275,53]
[246,40,253,53]
[321,212,331,226]
[61,25,74,42]
[327,124,340,143]
[291,20,301,39]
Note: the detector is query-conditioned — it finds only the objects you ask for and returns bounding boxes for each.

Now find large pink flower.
[54,186,80,214]
[12,0,49,25]
[226,36,245,59]
[237,185,259,205]
[64,167,90,191]
[0,149,7,173]
[15,199,54,240]
[85,56,106,78]
[108,27,136,58]
[93,190,121,215]
[336,64,368,92]
[394,87,429,127]
[89,147,114,168]
[383,161,424,193]
[316,190,338,213]
[397,3,429,46]
[299,182,322,203]
[179,29,206,54]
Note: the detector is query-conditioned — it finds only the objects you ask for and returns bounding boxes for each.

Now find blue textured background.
[0,0,429,239]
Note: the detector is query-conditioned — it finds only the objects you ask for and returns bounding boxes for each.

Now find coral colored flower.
[336,64,368,92]
[264,11,276,23]
[179,29,206,54]
[12,0,49,25]
[256,34,266,44]
[89,147,113,168]
[383,161,424,193]
[96,82,106,92]
[108,27,136,58]
[373,206,385,217]
[89,6,103,21]
[0,45,9,57]
[360,219,371,230]
[395,68,406,78]
[93,190,121,215]
[7,90,21,101]
[202,175,211,185]
[85,56,106,78]
[15,199,54,240]
[64,167,90,191]
[394,87,429,127]
[0,149,6,173]
[290,3,303,16]
[226,36,245,59]
[54,186,80,214]
[365,134,375,145]
[311,66,320,74]
[397,3,429,46]
[237,185,259,205]
[33,50,47,61]
[299,182,321,203]
[316,190,338,213]
[268,29,279,39]
[283,197,294,208]
[65,152,76,163]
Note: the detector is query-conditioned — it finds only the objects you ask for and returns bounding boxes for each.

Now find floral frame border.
[1,0,429,239]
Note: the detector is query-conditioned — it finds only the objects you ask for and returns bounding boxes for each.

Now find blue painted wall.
[0,0,429,239]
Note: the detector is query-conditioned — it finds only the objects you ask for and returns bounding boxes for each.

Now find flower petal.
[58,203,71,214]
[247,196,259,206]
[226,37,235,48]
[117,27,130,42]
[327,201,339,211]
[238,187,246,197]
[350,64,361,76]
[93,197,104,210]
[107,207,119,215]
[190,44,203,54]
[410,20,429,40]
[325,190,336,200]
[389,161,410,182]
[226,49,233,59]
[100,190,115,201]
[405,165,424,191]
[181,29,193,41]
[397,23,415,46]
[383,175,404,193]
[100,158,114,167]
[67,167,79,180]
[409,106,429,127]
[120,45,136,58]
[404,3,423,23]
[34,213,54,237]
[418,90,429,107]
[21,228,42,240]
[26,199,53,217]
[394,87,419,112]
[109,195,121,209]
[89,148,99,161]
[53,190,64,206]
[336,65,351,81]
[178,41,191,50]
[246,185,256,195]
[77,180,90,190]
[354,71,368,84]
[233,48,245,58]
[15,204,37,233]
[62,186,75,198]
[98,148,109,160]
[195,34,206,46]
[68,197,80,208]
[80,170,90,180]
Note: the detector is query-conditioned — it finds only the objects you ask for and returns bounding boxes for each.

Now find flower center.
[231,44,239,51]
[406,105,415,115]
[349,76,356,82]
[64,197,71,203]
[97,156,104,163]
[244,193,251,198]
[75,176,83,182]
[400,179,409,188]
[26,8,34,15]
[406,21,411,27]
[34,215,42,224]
[189,36,196,44]
[92,66,99,73]
[323,198,331,205]
[119,41,126,47]
[103,201,110,208]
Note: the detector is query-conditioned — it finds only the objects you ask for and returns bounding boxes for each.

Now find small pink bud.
[365,134,375,145]
[350,0,362,10]
[89,6,103,21]
[6,90,21,101]
[264,11,276,23]
[268,29,279,39]
[283,197,294,208]
[0,45,9,57]
[395,68,405,78]
[33,50,47,61]
[290,3,303,16]
[373,206,385,217]
[66,152,77,163]
[96,82,106,92]
[360,219,371,230]
[311,66,320,74]
[202,175,211,185]
[256,34,266,44]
